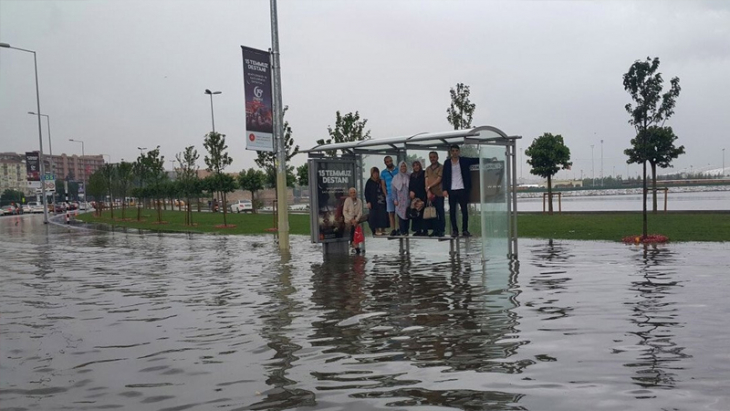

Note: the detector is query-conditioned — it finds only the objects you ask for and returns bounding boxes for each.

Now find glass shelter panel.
[479,145,510,262]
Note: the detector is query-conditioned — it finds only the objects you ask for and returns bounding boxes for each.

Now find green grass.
[78,209,311,235]
[78,209,730,242]
[516,212,730,242]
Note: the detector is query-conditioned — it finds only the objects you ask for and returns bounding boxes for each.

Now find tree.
[1,189,24,206]
[316,111,371,156]
[623,56,681,236]
[237,168,266,213]
[203,131,234,226]
[115,161,134,219]
[176,146,200,225]
[264,165,296,188]
[446,82,477,156]
[256,106,299,169]
[296,163,309,187]
[525,133,572,214]
[87,171,107,216]
[139,147,166,223]
[100,164,116,219]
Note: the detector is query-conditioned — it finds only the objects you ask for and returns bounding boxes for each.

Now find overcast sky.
[2,0,729,181]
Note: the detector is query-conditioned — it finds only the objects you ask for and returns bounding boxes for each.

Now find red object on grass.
[622,234,669,244]
[353,225,364,246]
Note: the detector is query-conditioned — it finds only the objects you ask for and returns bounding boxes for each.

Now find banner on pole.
[242,46,274,152]
[25,151,41,189]
[308,159,357,243]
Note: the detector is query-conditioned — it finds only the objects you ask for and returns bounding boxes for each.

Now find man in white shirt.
[442,144,478,237]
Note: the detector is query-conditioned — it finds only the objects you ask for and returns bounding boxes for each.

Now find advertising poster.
[25,151,41,189]
[310,159,356,243]
[469,160,505,203]
[241,46,274,152]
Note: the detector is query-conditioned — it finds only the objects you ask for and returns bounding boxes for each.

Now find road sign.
[42,174,56,181]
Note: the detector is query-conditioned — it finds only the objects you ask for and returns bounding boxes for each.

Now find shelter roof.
[303,126,520,155]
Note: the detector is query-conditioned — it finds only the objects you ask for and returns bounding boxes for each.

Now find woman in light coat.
[390,161,411,235]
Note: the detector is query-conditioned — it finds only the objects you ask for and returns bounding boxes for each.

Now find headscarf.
[390,161,410,191]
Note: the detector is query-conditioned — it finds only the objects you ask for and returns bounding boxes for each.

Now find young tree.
[296,163,309,187]
[87,171,106,217]
[446,82,478,156]
[139,147,166,223]
[132,159,148,221]
[237,168,266,213]
[115,161,134,219]
[203,131,233,226]
[100,163,116,219]
[623,56,681,235]
[176,146,200,225]
[525,133,572,214]
[316,111,371,156]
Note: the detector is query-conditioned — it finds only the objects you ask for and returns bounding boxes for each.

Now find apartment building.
[0,152,28,193]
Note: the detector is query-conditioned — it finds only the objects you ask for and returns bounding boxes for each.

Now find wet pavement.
[1,213,729,410]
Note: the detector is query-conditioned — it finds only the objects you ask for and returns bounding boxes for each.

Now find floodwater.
[2,214,730,411]
[518,187,730,212]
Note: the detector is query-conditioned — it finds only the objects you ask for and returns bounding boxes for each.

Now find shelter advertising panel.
[242,46,274,152]
[309,159,356,243]
[25,151,41,189]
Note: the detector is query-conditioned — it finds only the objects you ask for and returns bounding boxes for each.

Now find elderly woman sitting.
[343,187,363,254]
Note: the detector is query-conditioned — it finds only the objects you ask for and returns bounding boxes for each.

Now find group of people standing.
[352,144,477,245]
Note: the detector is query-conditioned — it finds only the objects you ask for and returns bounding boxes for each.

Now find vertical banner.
[25,151,41,189]
[309,159,356,243]
[242,46,274,152]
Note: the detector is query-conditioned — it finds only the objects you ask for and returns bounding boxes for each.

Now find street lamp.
[204,89,222,132]
[28,111,56,211]
[600,139,604,187]
[591,144,596,187]
[69,139,85,201]
[723,148,726,178]
[1,42,49,224]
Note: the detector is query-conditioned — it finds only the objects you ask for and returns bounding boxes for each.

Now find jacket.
[442,156,479,193]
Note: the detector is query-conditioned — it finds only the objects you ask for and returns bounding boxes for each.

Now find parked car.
[26,202,45,213]
[230,200,253,213]
[1,205,17,215]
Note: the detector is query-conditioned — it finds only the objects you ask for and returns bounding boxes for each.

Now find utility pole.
[600,139,604,187]
[270,0,289,251]
[591,144,595,188]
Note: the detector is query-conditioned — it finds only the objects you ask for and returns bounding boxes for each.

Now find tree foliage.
[296,163,309,187]
[176,146,200,225]
[623,56,682,232]
[237,168,266,213]
[446,83,476,130]
[203,132,233,226]
[115,161,134,219]
[138,146,166,223]
[316,111,371,156]
[525,133,572,214]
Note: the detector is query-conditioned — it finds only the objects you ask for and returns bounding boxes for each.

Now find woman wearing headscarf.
[408,160,428,236]
[390,161,411,236]
[364,166,389,236]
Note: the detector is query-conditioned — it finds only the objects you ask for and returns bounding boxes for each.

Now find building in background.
[47,153,105,181]
[0,152,28,193]
[0,152,106,194]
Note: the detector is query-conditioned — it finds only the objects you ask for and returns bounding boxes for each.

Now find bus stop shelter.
[303,126,521,260]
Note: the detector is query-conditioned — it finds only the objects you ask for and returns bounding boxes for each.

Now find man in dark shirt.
[442,144,478,237]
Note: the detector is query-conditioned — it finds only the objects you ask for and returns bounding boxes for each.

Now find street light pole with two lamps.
[28,111,56,211]
[0,41,49,224]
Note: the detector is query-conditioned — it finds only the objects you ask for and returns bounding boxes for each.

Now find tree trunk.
[547,175,553,215]
[651,162,658,214]
[197,198,201,213]
[642,160,648,238]
[251,191,256,213]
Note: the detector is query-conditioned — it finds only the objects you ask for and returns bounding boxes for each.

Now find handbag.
[423,201,437,220]
[353,225,365,246]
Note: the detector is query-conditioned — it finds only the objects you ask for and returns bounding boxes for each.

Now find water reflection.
[626,245,690,390]
[250,251,316,410]
[307,251,526,409]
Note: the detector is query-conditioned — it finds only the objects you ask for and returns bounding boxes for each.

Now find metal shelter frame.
[304,126,521,258]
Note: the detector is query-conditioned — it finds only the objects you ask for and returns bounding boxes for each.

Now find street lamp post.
[204,89,221,132]
[591,144,596,187]
[69,139,85,201]
[1,42,49,224]
[600,139,604,187]
[271,0,290,251]
[723,148,726,178]
[28,111,55,211]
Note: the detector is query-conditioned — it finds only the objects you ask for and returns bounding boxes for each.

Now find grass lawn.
[78,209,311,235]
[78,209,730,242]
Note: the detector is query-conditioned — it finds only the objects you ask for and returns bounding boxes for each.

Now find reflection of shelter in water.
[307,254,526,408]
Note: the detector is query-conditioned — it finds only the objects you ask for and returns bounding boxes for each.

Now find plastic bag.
[353,225,364,246]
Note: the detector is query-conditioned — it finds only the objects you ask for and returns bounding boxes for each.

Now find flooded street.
[2,214,730,410]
